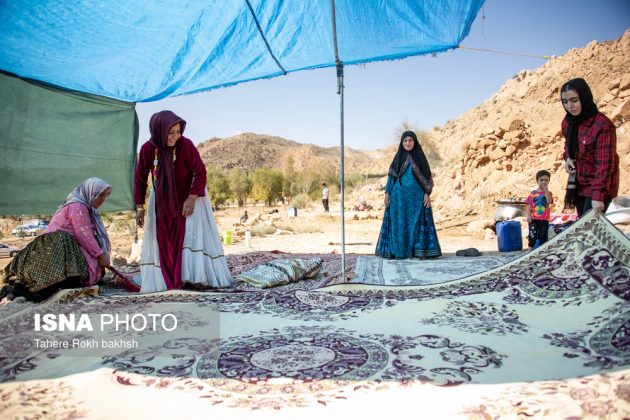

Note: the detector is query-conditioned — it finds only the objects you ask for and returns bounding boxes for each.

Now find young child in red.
[526,170,554,249]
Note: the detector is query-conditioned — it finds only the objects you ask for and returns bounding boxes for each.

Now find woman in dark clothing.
[375,130,441,259]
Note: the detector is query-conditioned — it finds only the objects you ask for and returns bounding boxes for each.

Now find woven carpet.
[0,211,628,418]
[101,251,359,295]
[352,253,521,286]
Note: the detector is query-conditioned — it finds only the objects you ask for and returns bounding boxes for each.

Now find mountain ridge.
[197,132,381,173]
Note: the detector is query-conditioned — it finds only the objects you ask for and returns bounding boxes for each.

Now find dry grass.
[275,221,322,234]
[250,224,276,237]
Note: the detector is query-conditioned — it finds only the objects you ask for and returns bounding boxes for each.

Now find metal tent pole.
[336,61,346,280]
[330,0,346,281]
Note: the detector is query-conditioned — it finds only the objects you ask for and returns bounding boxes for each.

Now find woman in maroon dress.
[134,110,231,291]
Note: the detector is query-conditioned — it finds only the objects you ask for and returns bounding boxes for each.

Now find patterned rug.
[0,211,628,418]
[100,251,359,296]
[227,251,358,291]
[352,253,521,286]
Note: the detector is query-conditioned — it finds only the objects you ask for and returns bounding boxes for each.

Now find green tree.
[282,154,296,200]
[286,159,339,201]
[291,167,316,197]
[251,167,284,206]
[228,168,251,207]
[206,166,230,207]
[345,173,365,189]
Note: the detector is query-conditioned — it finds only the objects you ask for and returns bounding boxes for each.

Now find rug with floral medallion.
[0,211,628,419]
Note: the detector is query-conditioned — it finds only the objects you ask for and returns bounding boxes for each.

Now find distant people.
[561,78,619,217]
[240,210,248,224]
[134,110,232,292]
[322,183,330,212]
[375,131,441,259]
[526,170,553,249]
[3,178,112,302]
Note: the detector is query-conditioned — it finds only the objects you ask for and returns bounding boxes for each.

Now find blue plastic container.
[496,221,522,252]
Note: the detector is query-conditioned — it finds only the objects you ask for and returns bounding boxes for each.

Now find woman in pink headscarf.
[134,110,232,292]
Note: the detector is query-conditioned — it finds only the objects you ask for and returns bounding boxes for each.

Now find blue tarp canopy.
[0,0,484,216]
[0,0,484,102]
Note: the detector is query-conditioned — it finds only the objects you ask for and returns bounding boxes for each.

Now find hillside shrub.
[275,222,322,234]
[250,223,276,237]
[291,194,311,209]
[344,173,365,189]
[251,167,283,205]
[206,165,230,206]
[228,168,251,207]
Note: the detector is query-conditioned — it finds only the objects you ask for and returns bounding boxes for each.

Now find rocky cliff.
[429,29,630,221]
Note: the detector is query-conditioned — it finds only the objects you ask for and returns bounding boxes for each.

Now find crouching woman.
[3,178,112,302]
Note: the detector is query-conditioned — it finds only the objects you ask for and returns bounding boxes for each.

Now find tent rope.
[244,0,287,74]
[457,45,567,61]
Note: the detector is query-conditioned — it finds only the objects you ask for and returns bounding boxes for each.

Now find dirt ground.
[0,202,505,272]
[205,203,502,257]
[4,202,629,274]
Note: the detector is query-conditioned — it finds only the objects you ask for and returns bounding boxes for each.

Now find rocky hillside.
[426,29,630,221]
[196,30,629,222]
[197,132,375,173]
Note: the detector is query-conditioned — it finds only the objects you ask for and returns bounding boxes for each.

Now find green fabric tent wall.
[0,72,138,215]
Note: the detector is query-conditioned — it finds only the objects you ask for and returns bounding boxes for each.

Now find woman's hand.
[97,252,111,267]
[182,195,198,217]
[423,194,431,208]
[135,208,145,228]
[591,200,605,213]
[564,158,576,173]
[384,193,390,208]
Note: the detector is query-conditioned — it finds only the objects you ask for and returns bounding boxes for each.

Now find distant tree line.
[205,123,441,208]
[205,155,366,208]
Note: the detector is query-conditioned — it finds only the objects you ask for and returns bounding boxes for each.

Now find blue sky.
[136,0,630,151]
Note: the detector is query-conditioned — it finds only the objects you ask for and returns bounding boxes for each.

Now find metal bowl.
[612,196,630,208]
[606,196,630,224]
[495,201,528,221]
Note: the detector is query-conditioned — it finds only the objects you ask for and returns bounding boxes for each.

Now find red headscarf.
[149,110,186,220]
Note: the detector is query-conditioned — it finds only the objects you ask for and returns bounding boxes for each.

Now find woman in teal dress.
[375,131,441,259]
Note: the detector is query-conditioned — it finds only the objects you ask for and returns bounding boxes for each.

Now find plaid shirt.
[562,112,619,202]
